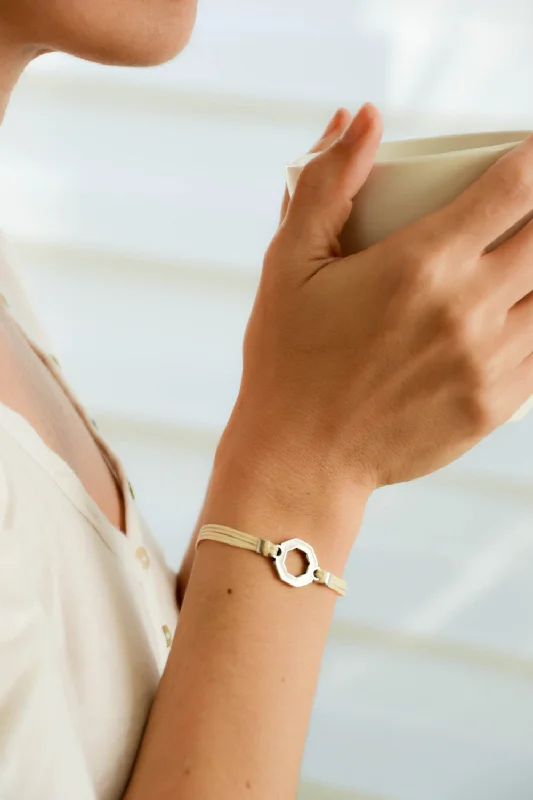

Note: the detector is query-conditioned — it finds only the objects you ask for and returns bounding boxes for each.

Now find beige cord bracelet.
[196,524,347,597]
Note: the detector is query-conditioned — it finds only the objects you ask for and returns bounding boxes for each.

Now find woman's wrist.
[205,417,373,572]
[129,409,372,800]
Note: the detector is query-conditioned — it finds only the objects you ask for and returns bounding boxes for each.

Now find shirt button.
[162,625,173,648]
[135,546,150,569]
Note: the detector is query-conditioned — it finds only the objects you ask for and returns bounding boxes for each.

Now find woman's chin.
[90,38,190,69]
[79,24,195,68]
[42,0,198,69]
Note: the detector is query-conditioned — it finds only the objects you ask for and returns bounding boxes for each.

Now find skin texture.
[0,0,198,66]
[1,7,533,799]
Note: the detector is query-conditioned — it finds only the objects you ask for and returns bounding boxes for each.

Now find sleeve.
[0,460,97,800]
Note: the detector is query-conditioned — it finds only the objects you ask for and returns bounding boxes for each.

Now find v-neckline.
[0,396,136,558]
[0,235,140,551]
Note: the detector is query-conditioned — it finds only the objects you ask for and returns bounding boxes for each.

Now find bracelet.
[196,524,347,597]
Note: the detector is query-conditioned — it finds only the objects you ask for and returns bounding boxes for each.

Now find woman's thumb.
[282,103,383,261]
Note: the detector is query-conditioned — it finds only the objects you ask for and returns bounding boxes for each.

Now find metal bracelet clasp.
[272,538,319,589]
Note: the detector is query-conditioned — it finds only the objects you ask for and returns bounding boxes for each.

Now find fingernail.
[341,103,373,144]
[322,108,342,138]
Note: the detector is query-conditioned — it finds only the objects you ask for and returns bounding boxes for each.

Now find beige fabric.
[197,523,347,597]
[0,234,179,799]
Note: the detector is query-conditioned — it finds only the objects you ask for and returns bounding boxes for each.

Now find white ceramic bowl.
[286,130,533,421]
[287,131,532,253]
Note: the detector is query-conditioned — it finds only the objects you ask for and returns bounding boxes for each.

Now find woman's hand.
[129,106,533,800]
[232,104,533,492]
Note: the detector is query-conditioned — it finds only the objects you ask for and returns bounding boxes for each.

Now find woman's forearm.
[125,436,369,800]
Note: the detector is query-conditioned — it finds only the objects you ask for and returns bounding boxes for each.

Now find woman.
[1,1,533,798]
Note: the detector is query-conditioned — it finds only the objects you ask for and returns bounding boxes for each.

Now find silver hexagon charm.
[273,538,319,588]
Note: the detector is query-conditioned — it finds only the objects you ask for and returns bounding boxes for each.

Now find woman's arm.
[131,432,369,799]
[128,105,533,799]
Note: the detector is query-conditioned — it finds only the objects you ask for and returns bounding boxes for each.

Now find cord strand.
[197,524,347,597]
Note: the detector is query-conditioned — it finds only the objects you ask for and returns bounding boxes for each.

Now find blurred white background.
[2,0,533,797]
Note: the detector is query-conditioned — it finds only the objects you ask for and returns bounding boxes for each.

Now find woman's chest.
[0,309,125,531]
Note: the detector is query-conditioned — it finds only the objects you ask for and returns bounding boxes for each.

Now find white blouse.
[0,235,179,799]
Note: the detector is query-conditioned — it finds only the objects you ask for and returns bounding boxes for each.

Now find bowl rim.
[286,130,533,171]
[375,130,532,164]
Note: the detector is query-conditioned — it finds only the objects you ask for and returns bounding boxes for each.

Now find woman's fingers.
[278,108,352,224]
[281,103,383,267]
[501,289,533,369]
[482,214,533,307]
[509,349,533,412]
[437,134,533,258]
